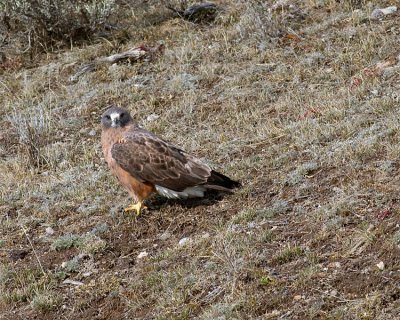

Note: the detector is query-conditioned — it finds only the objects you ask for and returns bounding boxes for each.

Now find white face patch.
[110,113,120,126]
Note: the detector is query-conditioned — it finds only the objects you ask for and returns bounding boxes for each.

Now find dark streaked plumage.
[101,106,240,214]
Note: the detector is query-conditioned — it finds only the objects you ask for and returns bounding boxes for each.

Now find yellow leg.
[124,201,147,216]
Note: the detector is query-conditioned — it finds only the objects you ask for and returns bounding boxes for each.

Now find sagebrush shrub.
[1,0,116,49]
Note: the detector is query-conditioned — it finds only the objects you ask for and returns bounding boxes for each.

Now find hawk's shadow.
[145,191,225,210]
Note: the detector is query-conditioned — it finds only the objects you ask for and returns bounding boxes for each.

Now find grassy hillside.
[1,0,399,319]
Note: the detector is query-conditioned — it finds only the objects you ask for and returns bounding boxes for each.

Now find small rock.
[146,113,160,122]
[82,272,92,277]
[169,73,198,90]
[137,251,149,259]
[330,289,338,297]
[327,261,341,269]
[202,232,210,239]
[344,26,357,39]
[255,63,277,72]
[159,231,171,241]
[88,129,96,136]
[78,253,88,259]
[301,52,325,66]
[110,63,118,70]
[376,261,385,270]
[248,222,257,229]
[266,310,281,317]
[371,6,397,20]
[294,295,302,300]
[229,224,243,233]
[45,227,55,235]
[272,0,294,10]
[178,237,191,246]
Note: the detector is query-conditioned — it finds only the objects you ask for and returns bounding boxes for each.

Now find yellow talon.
[124,201,147,216]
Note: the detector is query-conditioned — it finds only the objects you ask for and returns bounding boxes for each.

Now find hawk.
[101,106,240,215]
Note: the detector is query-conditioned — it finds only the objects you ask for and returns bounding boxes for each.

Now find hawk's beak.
[110,114,121,127]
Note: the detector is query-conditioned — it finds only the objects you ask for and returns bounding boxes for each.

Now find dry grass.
[1,0,400,319]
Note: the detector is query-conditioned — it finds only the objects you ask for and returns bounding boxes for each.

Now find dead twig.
[346,224,375,257]
[21,225,46,276]
[69,43,164,82]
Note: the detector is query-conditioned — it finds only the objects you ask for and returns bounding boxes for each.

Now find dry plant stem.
[21,225,46,276]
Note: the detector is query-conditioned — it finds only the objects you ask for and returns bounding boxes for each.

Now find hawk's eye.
[105,115,111,120]
[121,113,126,118]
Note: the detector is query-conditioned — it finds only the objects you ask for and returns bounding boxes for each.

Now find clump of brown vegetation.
[1,0,400,319]
[0,0,117,56]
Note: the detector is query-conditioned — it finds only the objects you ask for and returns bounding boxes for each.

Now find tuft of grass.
[54,271,67,281]
[51,234,84,251]
[294,265,320,288]
[0,264,13,285]
[7,105,55,169]
[51,233,106,254]
[274,245,303,265]
[90,223,109,235]
[259,275,273,286]
[232,200,289,224]
[0,265,58,306]
[80,234,107,255]
[286,162,320,186]
[62,256,81,273]
[199,302,242,320]
[232,208,258,224]
[261,230,274,243]
[1,0,118,52]
[31,292,60,313]
[260,200,289,217]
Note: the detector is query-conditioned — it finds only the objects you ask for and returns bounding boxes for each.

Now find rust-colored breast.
[101,126,155,201]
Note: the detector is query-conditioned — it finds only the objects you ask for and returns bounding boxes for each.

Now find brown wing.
[110,128,212,191]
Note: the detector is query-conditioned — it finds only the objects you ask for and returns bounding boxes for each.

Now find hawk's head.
[101,106,133,129]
